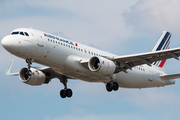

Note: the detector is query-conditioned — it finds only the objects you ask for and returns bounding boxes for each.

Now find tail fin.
[151,31,171,72]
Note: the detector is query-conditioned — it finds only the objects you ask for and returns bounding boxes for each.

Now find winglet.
[6,60,19,76]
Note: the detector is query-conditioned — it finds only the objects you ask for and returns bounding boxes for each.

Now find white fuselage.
[1,28,175,88]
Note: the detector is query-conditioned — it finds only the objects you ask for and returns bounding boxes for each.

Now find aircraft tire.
[60,89,66,98]
[106,83,113,92]
[113,82,119,91]
[66,89,73,98]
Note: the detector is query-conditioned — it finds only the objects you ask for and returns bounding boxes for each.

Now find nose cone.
[1,36,12,51]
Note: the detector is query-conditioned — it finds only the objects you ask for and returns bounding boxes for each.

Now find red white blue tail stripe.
[151,31,171,68]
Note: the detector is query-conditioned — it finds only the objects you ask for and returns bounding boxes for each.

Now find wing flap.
[160,74,180,80]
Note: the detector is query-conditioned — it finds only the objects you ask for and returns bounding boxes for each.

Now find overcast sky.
[1,0,180,120]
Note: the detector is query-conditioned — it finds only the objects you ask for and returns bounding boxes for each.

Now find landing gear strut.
[106,75,119,92]
[59,75,73,98]
[25,59,34,76]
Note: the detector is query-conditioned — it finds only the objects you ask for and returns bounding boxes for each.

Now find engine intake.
[88,56,116,75]
[19,67,46,86]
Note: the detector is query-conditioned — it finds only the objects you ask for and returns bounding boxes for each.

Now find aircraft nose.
[1,36,11,50]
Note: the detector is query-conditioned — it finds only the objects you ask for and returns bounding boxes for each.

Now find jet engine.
[88,56,116,75]
[19,67,46,86]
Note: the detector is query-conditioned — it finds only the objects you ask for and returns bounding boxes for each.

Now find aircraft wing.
[6,60,19,76]
[112,47,180,71]
[6,60,57,79]
[6,60,72,81]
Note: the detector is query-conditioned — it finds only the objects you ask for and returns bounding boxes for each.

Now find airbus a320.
[2,28,180,98]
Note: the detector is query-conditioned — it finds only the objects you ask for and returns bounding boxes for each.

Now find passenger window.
[24,32,29,36]
[11,31,19,35]
[20,32,24,36]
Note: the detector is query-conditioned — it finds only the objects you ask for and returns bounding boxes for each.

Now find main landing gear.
[26,59,34,76]
[59,75,73,98]
[106,82,119,92]
[106,75,119,92]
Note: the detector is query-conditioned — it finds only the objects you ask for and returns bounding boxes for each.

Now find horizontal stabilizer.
[160,73,180,80]
[6,60,19,76]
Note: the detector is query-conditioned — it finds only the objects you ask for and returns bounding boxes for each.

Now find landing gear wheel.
[66,89,73,98]
[60,89,66,98]
[113,82,119,91]
[59,75,73,98]
[106,83,113,92]
[106,82,119,92]
[60,89,73,98]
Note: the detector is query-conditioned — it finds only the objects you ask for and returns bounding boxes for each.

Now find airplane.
[2,28,180,98]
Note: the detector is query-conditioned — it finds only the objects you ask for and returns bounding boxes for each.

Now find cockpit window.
[11,31,29,37]
[20,32,24,36]
[24,32,29,36]
[11,32,19,35]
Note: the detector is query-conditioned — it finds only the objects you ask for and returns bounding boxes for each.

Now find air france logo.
[44,33,74,46]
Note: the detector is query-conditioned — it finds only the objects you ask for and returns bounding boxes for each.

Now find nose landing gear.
[26,59,34,76]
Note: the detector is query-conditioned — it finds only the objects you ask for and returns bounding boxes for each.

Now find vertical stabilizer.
[151,31,171,72]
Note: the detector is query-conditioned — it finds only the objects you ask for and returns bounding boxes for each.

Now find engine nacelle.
[88,56,116,75]
[19,67,46,86]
